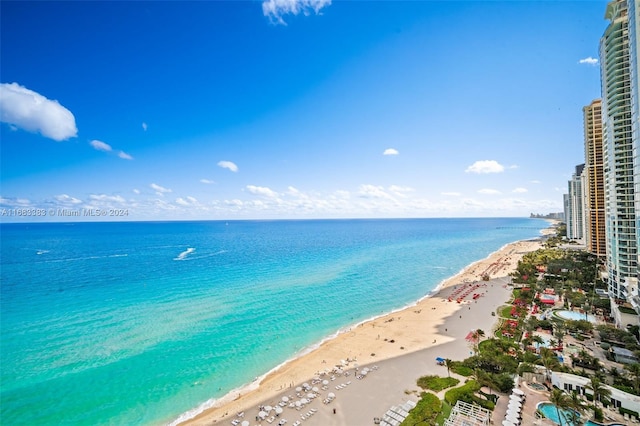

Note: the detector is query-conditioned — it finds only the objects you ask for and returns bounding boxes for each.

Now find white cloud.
[0,82,78,141]
[579,56,599,65]
[176,196,200,207]
[530,180,541,184]
[388,185,414,197]
[246,185,279,198]
[55,194,82,204]
[150,183,172,196]
[90,140,132,160]
[383,148,399,156]
[133,189,140,194]
[89,194,126,202]
[508,164,518,169]
[200,178,215,184]
[478,188,501,195]
[358,184,394,200]
[512,187,528,193]
[218,160,239,172]
[142,122,148,131]
[0,197,32,207]
[90,140,112,152]
[441,192,461,196]
[465,160,505,174]
[262,0,331,25]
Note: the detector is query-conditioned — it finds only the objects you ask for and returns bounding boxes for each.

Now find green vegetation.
[417,375,460,392]
[405,230,640,424]
[449,362,473,377]
[444,380,494,411]
[400,392,441,426]
[434,400,452,426]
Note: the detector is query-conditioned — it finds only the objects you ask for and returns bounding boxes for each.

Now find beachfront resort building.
[584,99,607,258]
[631,0,640,311]
[601,0,638,307]
[565,164,587,242]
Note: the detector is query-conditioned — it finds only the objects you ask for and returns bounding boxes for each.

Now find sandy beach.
[180,230,551,426]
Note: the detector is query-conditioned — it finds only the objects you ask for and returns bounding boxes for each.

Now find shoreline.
[177,228,552,426]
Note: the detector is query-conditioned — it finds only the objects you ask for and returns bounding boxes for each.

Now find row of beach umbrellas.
[502,388,525,426]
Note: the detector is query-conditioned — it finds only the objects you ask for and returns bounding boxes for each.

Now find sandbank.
[180,230,551,426]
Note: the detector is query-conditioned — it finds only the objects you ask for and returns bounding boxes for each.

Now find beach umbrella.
[507,407,520,416]
[322,380,329,385]
[502,421,516,426]
[509,394,521,401]
[328,392,336,398]
[506,411,520,420]
[295,401,301,407]
[307,393,315,399]
[241,421,250,426]
[275,406,283,414]
[295,386,302,392]
[513,388,525,396]
[264,405,273,412]
[506,414,520,424]
[259,411,268,419]
[282,396,289,402]
[508,401,521,410]
[312,387,319,392]
[301,398,309,404]
[361,370,368,376]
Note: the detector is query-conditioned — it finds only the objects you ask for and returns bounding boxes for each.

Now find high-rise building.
[629,0,640,311]
[583,99,607,257]
[601,0,637,302]
[566,164,587,242]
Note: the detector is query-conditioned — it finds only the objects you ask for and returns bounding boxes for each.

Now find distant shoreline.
[177,226,551,425]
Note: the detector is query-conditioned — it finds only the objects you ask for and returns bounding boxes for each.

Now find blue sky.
[1,0,607,221]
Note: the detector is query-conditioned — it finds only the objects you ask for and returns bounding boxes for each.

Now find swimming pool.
[537,402,578,425]
[554,309,597,323]
[538,402,625,426]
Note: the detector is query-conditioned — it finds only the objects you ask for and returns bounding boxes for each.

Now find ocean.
[0,218,547,425]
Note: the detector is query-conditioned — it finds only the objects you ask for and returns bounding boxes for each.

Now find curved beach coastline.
[179,228,553,426]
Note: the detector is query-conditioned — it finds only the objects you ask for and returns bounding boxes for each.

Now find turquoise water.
[555,310,597,323]
[1,218,547,425]
[538,402,579,425]
[539,402,625,426]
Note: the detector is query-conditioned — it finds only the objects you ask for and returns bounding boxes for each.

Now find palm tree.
[538,347,558,384]
[549,388,572,426]
[624,363,640,393]
[445,358,453,378]
[471,329,485,354]
[566,391,586,425]
[586,376,611,409]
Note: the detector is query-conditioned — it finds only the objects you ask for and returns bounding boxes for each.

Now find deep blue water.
[0,218,547,425]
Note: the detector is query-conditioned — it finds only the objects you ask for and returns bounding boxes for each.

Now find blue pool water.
[555,309,597,323]
[538,402,625,426]
[538,402,579,425]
